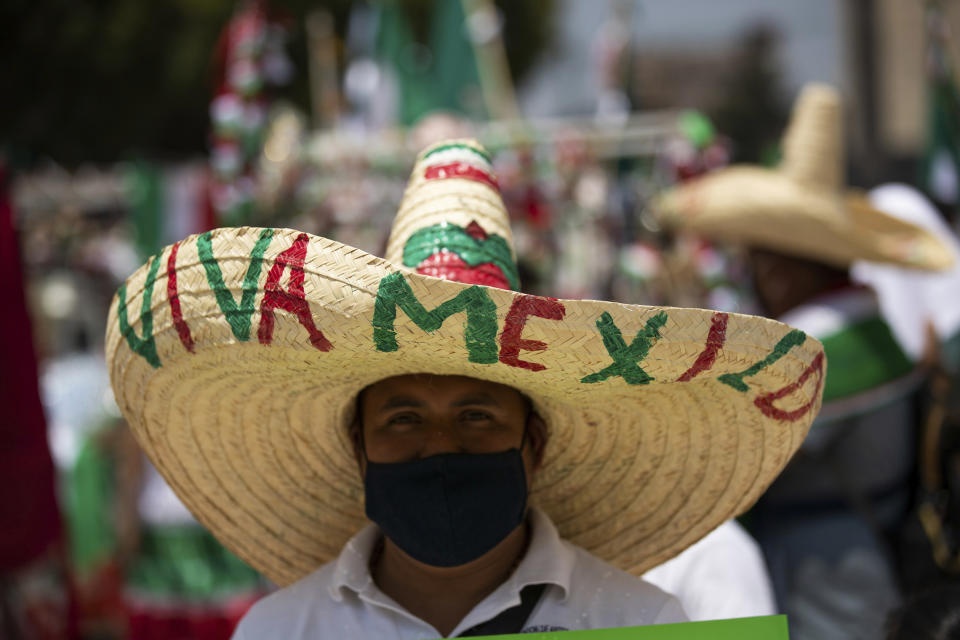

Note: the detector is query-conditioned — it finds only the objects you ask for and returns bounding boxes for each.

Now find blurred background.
[3,0,960,638]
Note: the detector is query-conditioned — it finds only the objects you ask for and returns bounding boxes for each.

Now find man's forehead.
[363,374,519,397]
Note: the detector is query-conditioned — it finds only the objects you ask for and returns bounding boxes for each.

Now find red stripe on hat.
[424,162,499,190]
[677,312,728,381]
[167,241,196,353]
[415,252,511,290]
[754,350,825,421]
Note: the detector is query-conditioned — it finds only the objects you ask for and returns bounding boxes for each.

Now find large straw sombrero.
[107,139,826,587]
[655,84,954,270]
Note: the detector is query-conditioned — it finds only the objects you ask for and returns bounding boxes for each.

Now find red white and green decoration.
[208,0,290,227]
[404,143,520,290]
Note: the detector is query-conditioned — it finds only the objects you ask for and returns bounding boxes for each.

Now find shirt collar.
[328,506,574,603]
[329,523,379,602]
[506,506,574,599]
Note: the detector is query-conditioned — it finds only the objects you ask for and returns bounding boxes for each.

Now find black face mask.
[364,449,528,567]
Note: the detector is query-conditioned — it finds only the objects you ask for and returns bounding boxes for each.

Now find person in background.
[642,109,777,623]
[68,418,266,640]
[885,584,960,640]
[850,182,960,405]
[642,519,776,621]
[850,184,960,597]
[655,83,955,640]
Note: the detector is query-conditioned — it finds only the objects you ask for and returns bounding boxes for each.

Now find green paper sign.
[464,615,789,639]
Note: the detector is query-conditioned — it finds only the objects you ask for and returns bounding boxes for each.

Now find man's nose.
[419,423,464,458]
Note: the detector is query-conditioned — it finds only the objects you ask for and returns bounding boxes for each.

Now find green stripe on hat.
[424,142,492,164]
[402,222,520,290]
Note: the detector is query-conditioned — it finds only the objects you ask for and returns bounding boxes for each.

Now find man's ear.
[526,412,549,471]
[349,415,366,476]
[350,387,371,477]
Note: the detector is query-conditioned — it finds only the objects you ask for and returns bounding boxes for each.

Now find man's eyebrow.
[452,393,499,407]
[376,396,424,412]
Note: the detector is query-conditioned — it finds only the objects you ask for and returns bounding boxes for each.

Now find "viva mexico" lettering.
[115,234,820,422]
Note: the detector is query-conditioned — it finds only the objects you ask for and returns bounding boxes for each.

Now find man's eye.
[386,413,419,426]
[460,410,493,423]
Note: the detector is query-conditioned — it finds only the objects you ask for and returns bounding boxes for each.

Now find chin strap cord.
[458,583,547,637]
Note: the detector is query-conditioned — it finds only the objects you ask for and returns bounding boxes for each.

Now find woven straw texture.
[106,225,826,587]
[656,84,954,270]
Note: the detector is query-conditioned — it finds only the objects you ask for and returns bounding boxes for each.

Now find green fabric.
[678,110,714,149]
[66,428,261,599]
[428,0,484,119]
[126,162,164,262]
[66,432,117,576]
[375,0,484,126]
[126,525,261,599]
[820,315,913,403]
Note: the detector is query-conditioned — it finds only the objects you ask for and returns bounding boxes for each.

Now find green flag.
[375,0,485,125]
[428,0,484,117]
[126,161,164,262]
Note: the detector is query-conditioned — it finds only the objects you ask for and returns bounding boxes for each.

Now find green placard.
[466,615,789,639]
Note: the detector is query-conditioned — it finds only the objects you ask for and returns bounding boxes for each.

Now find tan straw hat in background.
[106,139,826,587]
[654,83,954,270]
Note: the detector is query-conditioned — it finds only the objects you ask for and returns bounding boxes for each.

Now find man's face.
[356,374,546,481]
[747,247,850,318]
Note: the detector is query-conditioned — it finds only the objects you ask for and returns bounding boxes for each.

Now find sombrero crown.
[386,140,520,290]
[655,84,954,270]
[107,139,826,586]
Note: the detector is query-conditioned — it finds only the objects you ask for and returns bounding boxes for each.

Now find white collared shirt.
[643,520,776,621]
[232,508,687,638]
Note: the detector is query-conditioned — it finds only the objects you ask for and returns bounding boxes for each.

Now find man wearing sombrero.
[107,138,826,636]
[656,85,954,639]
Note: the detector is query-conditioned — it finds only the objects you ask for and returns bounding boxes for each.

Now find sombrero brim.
[107,226,825,586]
[656,167,955,270]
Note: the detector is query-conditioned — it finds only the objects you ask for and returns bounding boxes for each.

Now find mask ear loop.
[519,395,533,452]
[353,394,369,465]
